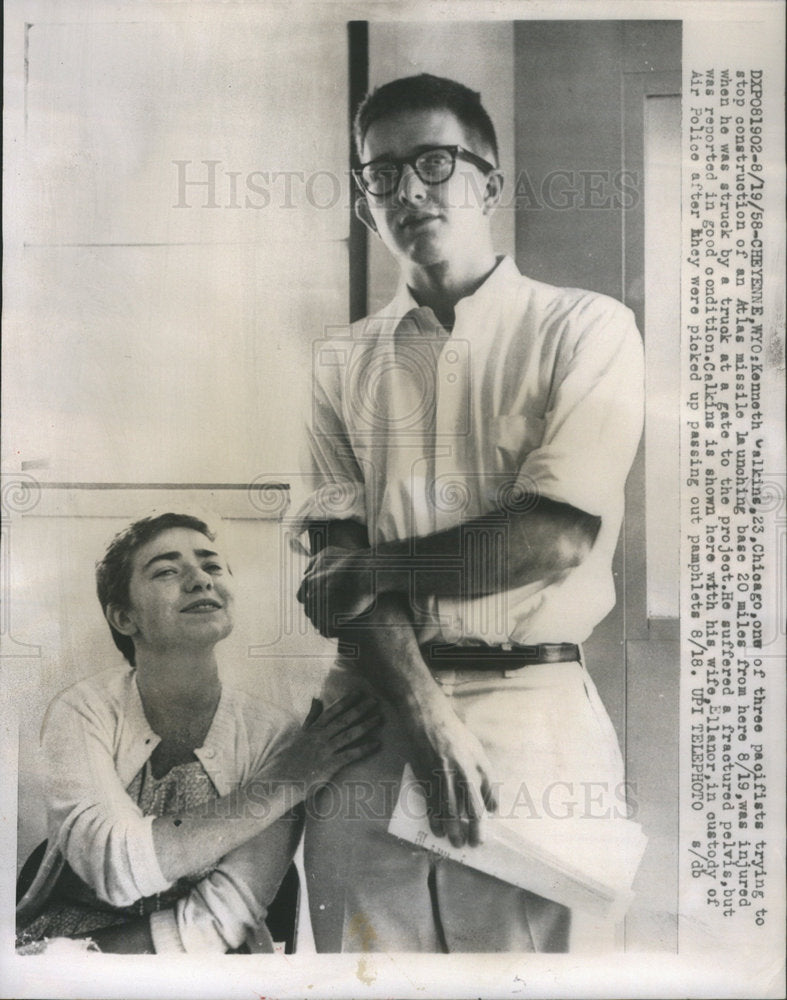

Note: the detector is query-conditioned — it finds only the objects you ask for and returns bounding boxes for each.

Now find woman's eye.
[153,568,176,578]
[205,563,223,574]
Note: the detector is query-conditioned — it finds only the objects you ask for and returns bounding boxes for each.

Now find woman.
[16,511,381,954]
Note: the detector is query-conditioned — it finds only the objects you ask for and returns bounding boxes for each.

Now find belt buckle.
[501,641,528,677]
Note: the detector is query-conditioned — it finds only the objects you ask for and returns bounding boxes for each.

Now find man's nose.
[395,163,427,204]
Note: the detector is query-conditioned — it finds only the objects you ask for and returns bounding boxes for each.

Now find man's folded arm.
[308,517,370,555]
[396,495,600,598]
[299,498,600,636]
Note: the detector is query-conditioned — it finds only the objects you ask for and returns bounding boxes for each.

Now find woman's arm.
[150,693,379,883]
[84,917,155,954]
[45,685,380,905]
[84,808,303,954]
[150,808,303,953]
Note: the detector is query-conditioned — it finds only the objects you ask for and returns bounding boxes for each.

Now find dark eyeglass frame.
[353,144,497,197]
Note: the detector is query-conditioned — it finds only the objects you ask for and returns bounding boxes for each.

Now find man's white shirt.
[298,255,644,646]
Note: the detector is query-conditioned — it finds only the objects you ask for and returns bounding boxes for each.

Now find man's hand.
[297,541,501,849]
[315,586,499,850]
[402,692,498,849]
[297,545,375,637]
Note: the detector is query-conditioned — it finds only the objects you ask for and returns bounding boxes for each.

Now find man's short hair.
[96,512,215,667]
[353,73,499,166]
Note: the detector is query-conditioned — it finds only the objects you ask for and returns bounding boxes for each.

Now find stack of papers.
[387,764,647,922]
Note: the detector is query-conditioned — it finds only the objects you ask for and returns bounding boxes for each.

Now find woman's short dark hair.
[353,73,499,165]
[95,512,215,666]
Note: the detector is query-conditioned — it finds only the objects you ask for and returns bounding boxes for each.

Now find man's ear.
[482,169,505,216]
[354,195,379,236]
[106,604,138,637]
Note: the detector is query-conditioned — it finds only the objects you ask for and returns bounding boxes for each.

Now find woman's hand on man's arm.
[151,692,382,884]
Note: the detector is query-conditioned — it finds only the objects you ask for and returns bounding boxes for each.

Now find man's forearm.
[309,518,369,554]
[304,520,500,845]
[377,497,599,599]
[337,592,442,706]
[335,592,499,847]
[301,499,600,636]
[309,497,600,592]
[306,522,445,708]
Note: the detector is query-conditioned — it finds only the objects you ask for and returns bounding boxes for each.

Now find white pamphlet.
[387,764,648,922]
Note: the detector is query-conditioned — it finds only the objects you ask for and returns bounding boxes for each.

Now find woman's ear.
[354,195,379,236]
[106,604,138,637]
[482,169,505,216]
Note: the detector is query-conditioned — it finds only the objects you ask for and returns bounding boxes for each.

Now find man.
[296,74,644,952]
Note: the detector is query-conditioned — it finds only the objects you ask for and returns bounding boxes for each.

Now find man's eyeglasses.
[354,145,496,197]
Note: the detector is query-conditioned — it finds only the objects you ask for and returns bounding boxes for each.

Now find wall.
[5,4,351,483]
[4,1,352,875]
[514,20,682,949]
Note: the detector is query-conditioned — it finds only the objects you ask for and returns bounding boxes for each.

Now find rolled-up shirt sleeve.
[42,694,171,907]
[428,294,644,647]
[292,350,368,543]
[517,295,644,518]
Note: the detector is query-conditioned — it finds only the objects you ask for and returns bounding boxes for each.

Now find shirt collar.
[386,255,521,335]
